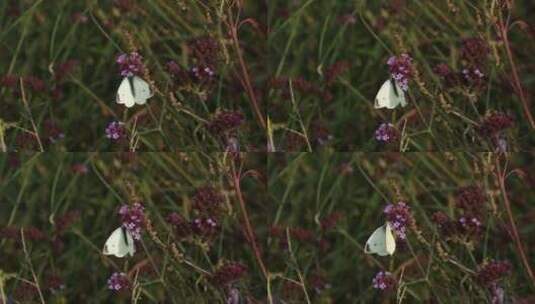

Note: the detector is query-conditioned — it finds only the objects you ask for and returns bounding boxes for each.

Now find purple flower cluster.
[105,121,126,141]
[456,185,486,215]
[384,201,412,239]
[461,37,489,65]
[192,186,224,215]
[462,67,485,86]
[211,262,248,286]
[191,65,215,82]
[459,216,482,234]
[387,53,413,91]
[476,260,512,286]
[116,52,144,77]
[375,123,399,143]
[208,111,244,135]
[191,217,219,238]
[118,202,145,240]
[478,112,514,138]
[107,272,129,291]
[372,271,396,290]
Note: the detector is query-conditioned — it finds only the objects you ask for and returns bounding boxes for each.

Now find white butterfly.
[116,76,152,108]
[364,222,396,256]
[102,227,135,258]
[374,79,407,109]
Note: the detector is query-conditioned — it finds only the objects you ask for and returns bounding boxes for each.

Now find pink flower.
[211,262,248,286]
[387,53,413,91]
[372,271,396,290]
[476,260,511,286]
[118,203,145,240]
[107,272,129,291]
[384,201,412,239]
[116,52,144,77]
[375,123,399,143]
[105,121,126,141]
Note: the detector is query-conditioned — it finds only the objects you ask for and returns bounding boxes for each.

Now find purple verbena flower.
[107,272,129,291]
[384,202,412,239]
[387,53,413,91]
[375,123,399,143]
[105,121,126,141]
[476,260,512,286]
[458,216,482,235]
[116,52,144,77]
[191,217,219,238]
[372,271,396,291]
[118,202,145,240]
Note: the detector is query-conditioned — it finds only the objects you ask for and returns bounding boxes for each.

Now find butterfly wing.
[385,222,396,255]
[132,76,152,105]
[116,77,135,108]
[391,80,407,108]
[103,227,132,258]
[374,79,406,109]
[365,224,389,256]
[125,228,136,256]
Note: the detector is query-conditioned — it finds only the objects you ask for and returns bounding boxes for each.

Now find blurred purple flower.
[226,288,241,304]
[24,76,45,92]
[461,37,489,65]
[372,271,396,290]
[459,216,482,235]
[384,202,412,239]
[116,52,144,77]
[375,123,398,143]
[211,262,248,286]
[191,217,219,238]
[478,112,514,138]
[477,260,511,286]
[208,111,244,135]
[107,272,129,291]
[462,67,485,86]
[119,202,145,240]
[387,53,413,91]
[105,121,126,141]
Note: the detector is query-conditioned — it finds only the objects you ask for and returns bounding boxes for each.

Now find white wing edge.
[126,229,136,256]
[385,222,396,255]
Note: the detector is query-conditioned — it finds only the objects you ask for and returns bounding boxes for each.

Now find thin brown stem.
[498,14,535,129]
[231,163,269,281]
[228,9,266,131]
[495,157,535,289]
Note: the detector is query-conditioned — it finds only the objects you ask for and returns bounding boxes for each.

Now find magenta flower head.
[118,202,145,240]
[211,262,248,286]
[191,217,219,239]
[477,112,514,138]
[458,216,482,235]
[105,121,126,141]
[372,271,396,291]
[116,52,144,77]
[384,202,412,239]
[375,123,399,143]
[208,110,244,135]
[387,53,413,91]
[476,260,512,286]
[107,272,129,291]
